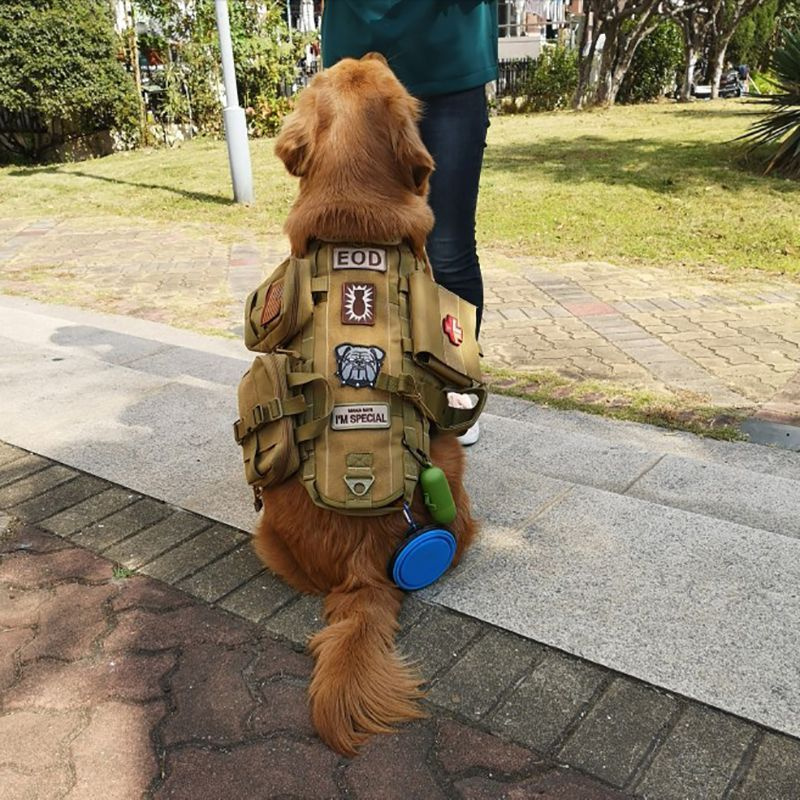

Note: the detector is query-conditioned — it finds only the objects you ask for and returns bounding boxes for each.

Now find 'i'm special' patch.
[331,404,391,430]
[333,247,387,272]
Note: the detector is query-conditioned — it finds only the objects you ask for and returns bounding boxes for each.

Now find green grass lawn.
[479,100,799,275]
[2,99,798,275]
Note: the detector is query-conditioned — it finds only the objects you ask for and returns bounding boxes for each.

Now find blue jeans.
[418,86,489,337]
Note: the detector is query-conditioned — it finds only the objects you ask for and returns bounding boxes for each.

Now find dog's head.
[275,53,434,198]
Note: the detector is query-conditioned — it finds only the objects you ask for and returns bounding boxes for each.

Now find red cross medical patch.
[442,314,463,346]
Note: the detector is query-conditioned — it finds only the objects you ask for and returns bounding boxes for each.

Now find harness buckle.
[251,398,283,428]
[266,397,283,421]
[232,419,245,444]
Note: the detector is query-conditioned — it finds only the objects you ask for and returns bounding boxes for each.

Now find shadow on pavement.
[6,167,232,206]
[485,134,796,195]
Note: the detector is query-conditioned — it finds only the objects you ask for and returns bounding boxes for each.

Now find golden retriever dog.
[253,53,478,755]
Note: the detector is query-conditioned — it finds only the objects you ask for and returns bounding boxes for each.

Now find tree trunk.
[124,1,149,145]
[605,18,660,105]
[591,19,623,106]
[678,21,706,102]
[680,42,696,101]
[708,0,759,99]
[709,40,729,100]
[574,0,664,109]
[591,11,659,107]
[573,9,597,109]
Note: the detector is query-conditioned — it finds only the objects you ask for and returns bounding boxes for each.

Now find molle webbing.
[235,240,485,516]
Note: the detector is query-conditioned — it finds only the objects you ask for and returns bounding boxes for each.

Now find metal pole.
[214,0,254,204]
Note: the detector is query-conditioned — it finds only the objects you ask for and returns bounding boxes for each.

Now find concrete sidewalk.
[1,294,800,798]
[2,452,799,799]
[2,216,800,431]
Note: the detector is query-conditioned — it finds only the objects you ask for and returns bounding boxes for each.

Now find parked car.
[678,70,744,100]
[717,70,744,98]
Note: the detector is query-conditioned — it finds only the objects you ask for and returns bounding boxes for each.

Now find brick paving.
[481,261,800,417]
[1,217,799,426]
[1,215,800,793]
[2,441,800,799]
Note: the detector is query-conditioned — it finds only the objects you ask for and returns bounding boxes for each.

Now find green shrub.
[246,95,294,138]
[750,70,778,95]
[135,0,309,137]
[618,20,683,105]
[728,0,781,73]
[0,0,139,160]
[521,44,578,112]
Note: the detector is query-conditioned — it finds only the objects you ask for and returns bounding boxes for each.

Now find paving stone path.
[1,217,799,425]
[2,442,800,799]
[481,262,800,420]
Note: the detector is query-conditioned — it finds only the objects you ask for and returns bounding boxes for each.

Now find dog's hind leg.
[308,578,425,756]
[428,434,479,566]
[253,518,324,595]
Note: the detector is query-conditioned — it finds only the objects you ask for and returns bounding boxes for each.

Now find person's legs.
[418,86,489,337]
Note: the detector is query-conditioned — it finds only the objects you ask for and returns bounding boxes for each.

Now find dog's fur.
[254,54,478,756]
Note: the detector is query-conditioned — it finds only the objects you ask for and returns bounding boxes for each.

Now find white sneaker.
[456,420,480,446]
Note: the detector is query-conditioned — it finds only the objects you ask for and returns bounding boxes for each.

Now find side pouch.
[243,256,313,353]
[408,271,482,388]
[403,270,486,435]
[234,354,332,493]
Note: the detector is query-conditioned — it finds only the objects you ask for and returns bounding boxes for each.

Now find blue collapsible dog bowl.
[389,526,457,591]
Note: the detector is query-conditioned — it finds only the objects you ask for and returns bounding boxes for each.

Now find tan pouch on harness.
[234,353,332,505]
[406,271,486,435]
[234,240,486,514]
[243,256,313,353]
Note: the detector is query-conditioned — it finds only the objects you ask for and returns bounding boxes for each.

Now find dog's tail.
[308,578,424,756]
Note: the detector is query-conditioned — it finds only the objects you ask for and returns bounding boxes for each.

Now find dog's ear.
[388,95,434,196]
[275,91,316,177]
[361,51,389,67]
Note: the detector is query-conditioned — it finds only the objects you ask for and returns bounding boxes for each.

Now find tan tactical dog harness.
[234,240,485,515]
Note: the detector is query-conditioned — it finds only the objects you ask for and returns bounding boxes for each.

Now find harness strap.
[233,394,307,445]
[310,276,329,294]
[296,415,330,443]
[293,372,335,443]
[375,371,486,434]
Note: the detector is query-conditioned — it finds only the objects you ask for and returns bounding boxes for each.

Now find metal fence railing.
[495,58,537,99]
[280,57,322,97]
[280,57,540,101]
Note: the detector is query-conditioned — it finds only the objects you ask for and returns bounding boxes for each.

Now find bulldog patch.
[334,344,385,389]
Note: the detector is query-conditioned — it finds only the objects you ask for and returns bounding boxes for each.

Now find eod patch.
[333,247,387,272]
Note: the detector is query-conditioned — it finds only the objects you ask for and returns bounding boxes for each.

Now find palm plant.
[742,29,800,178]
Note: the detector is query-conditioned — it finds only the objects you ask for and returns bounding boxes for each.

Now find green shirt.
[321,1,498,98]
